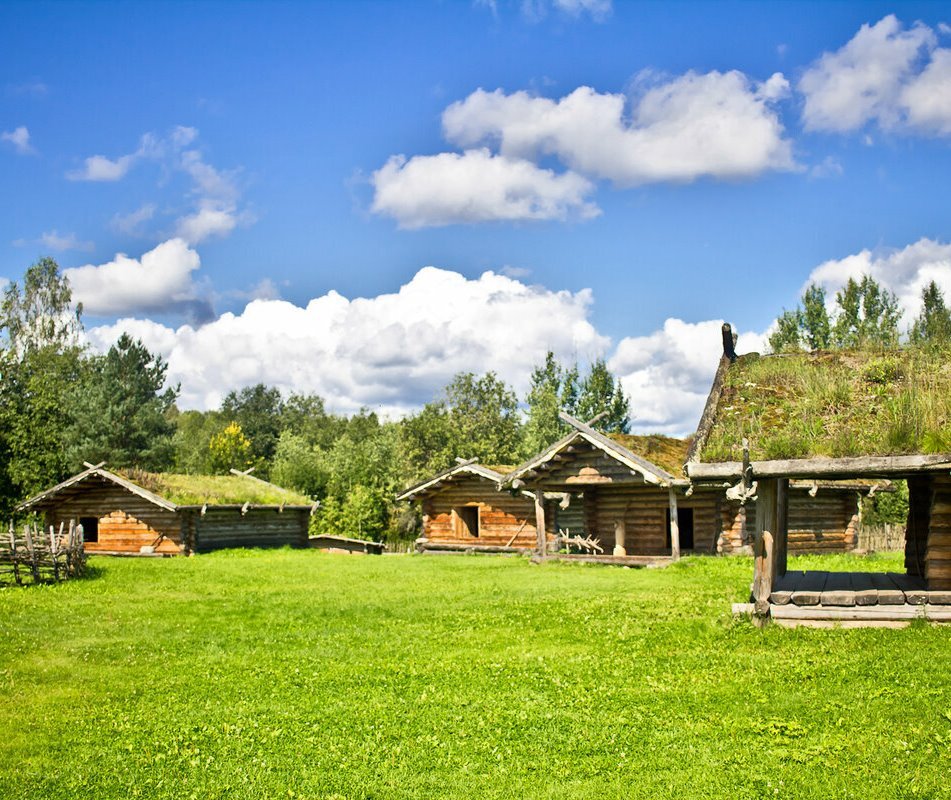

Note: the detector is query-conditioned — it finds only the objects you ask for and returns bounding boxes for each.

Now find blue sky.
[3,1,951,433]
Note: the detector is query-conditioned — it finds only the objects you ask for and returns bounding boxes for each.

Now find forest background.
[3,257,946,542]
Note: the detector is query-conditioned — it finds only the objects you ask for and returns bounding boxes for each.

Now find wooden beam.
[688,453,951,481]
[613,519,626,557]
[774,478,789,580]
[534,490,547,559]
[752,530,774,621]
[668,487,680,561]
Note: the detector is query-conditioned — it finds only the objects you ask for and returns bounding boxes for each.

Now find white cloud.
[610,319,767,435]
[39,230,95,252]
[1,126,35,155]
[111,204,156,235]
[175,202,239,243]
[66,132,163,181]
[805,237,951,325]
[521,0,611,22]
[800,15,951,135]
[86,266,609,414]
[442,73,794,186]
[371,149,599,228]
[65,238,212,321]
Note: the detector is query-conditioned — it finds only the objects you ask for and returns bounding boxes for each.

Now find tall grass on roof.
[120,469,312,506]
[703,347,951,462]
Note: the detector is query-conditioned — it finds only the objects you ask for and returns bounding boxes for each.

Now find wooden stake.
[534,489,547,558]
[668,487,680,561]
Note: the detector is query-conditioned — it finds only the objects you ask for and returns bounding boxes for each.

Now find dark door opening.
[79,516,99,543]
[458,506,480,538]
[665,507,694,550]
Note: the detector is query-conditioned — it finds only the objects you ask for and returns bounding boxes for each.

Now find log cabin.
[685,324,951,625]
[17,463,315,556]
[397,459,554,553]
[502,414,717,564]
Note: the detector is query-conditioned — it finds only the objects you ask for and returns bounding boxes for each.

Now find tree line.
[0,258,630,542]
[768,275,951,352]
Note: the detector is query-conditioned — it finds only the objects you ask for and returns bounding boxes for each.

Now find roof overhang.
[397,460,512,502]
[503,413,678,489]
[686,453,951,482]
[17,465,178,513]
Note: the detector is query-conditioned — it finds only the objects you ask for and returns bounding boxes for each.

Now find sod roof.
[608,434,691,475]
[118,470,312,506]
[696,348,951,464]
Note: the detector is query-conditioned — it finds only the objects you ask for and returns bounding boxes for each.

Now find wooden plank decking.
[734,570,951,626]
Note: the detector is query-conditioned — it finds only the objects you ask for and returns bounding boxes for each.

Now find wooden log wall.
[420,476,543,548]
[576,487,719,556]
[721,490,860,555]
[191,508,309,552]
[554,494,585,536]
[905,476,932,577]
[41,483,182,555]
[926,474,951,590]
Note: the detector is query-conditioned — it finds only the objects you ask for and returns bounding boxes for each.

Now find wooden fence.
[1,520,87,585]
[856,523,906,552]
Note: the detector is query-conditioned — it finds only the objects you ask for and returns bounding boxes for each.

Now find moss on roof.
[608,433,691,475]
[118,470,312,506]
[700,348,951,463]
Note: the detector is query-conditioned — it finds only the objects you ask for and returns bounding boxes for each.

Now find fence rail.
[1,520,87,585]
[856,523,906,552]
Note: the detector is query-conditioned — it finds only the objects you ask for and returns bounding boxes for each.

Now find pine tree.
[910,281,951,347]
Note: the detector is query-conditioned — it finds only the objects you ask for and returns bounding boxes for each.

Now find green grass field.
[1,551,949,799]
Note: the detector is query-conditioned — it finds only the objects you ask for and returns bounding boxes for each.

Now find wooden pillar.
[752,479,778,618]
[905,476,932,577]
[668,487,680,561]
[613,519,626,557]
[534,489,547,558]
[774,478,789,580]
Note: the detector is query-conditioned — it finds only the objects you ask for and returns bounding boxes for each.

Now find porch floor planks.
[791,570,828,606]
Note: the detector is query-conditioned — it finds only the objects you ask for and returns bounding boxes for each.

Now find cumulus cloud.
[1,126,35,155]
[805,237,951,325]
[800,15,951,135]
[442,73,794,186]
[66,132,164,181]
[371,149,598,228]
[86,266,609,414]
[65,238,212,322]
[610,319,767,435]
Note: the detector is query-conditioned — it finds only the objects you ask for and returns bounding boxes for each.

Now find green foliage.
[521,352,566,458]
[574,357,630,434]
[172,409,226,474]
[832,275,900,349]
[862,480,909,526]
[0,552,948,799]
[270,430,328,498]
[403,372,521,476]
[221,384,284,476]
[341,484,389,541]
[0,258,86,509]
[768,278,900,353]
[767,308,802,353]
[909,280,951,347]
[66,333,178,472]
[208,421,254,474]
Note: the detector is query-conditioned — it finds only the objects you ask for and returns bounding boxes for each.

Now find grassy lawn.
[0,551,949,799]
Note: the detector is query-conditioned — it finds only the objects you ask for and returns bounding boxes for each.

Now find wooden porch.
[735,570,951,626]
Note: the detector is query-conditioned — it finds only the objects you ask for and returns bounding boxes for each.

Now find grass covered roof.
[699,348,951,463]
[120,470,312,506]
[608,434,691,475]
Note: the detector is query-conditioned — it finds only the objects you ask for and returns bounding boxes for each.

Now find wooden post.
[668,487,680,561]
[534,489,547,558]
[613,519,626,557]
[752,530,774,622]
[774,478,789,580]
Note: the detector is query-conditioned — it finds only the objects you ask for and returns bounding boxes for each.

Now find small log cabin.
[397,459,553,553]
[17,464,314,556]
[503,414,715,563]
[686,325,951,625]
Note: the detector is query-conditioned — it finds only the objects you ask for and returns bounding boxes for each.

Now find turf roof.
[608,434,691,475]
[698,348,951,463]
[119,470,312,506]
